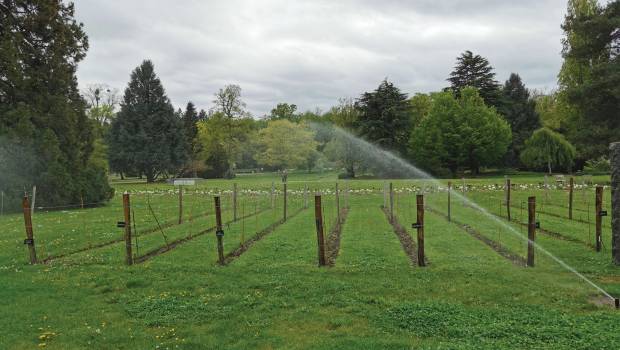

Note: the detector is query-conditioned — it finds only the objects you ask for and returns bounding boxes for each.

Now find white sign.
[173,179,195,186]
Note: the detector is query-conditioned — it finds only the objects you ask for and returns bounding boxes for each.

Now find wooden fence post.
[123,192,133,265]
[596,186,604,252]
[233,183,238,221]
[22,195,37,264]
[178,186,183,224]
[611,142,620,265]
[527,196,536,267]
[416,194,425,267]
[569,177,574,220]
[314,195,326,266]
[447,181,452,222]
[506,178,511,221]
[214,196,225,265]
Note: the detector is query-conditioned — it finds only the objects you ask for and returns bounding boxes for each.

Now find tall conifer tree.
[499,73,541,167]
[448,50,501,108]
[108,60,186,182]
[0,1,112,210]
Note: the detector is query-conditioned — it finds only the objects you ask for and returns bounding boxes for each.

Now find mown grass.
[1,172,619,349]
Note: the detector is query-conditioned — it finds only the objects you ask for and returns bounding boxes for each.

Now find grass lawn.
[1,171,619,349]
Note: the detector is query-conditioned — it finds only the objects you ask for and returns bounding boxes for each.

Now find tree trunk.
[120,172,125,180]
[547,161,552,175]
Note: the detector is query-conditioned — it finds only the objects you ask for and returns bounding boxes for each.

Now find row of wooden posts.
[19,179,605,267]
[380,179,609,268]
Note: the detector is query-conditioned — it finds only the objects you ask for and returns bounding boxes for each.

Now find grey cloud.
[74,0,567,116]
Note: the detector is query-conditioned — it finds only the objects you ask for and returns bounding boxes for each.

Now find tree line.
[1,0,617,212]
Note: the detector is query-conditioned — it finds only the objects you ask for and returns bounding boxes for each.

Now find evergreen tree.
[498,73,541,167]
[108,60,186,182]
[0,1,112,210]
[181,102,201,177]
[354,79,411,155]
[560,0,620,163]
[447,50,501,108]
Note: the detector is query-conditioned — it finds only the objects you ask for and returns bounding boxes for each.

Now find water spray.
[314,123,619,309]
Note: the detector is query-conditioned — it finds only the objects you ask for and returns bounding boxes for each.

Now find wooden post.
[22,195,37,264]
[283,182,287,221]
[611,142,620,265]
[527,196,536,267]
[416,194,425,267]
[389,182,394,222]
[214,196,225,265]
[178,186,183,224]
[233,183,238,221]
[505,178,511,221]
[596,186,603,252]
[122,192,133,265]
[569,177,574,220]
[447,181,452,222]
[335,182,340,222]
[314,195,326,266]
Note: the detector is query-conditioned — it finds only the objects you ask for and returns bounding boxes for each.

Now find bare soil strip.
[381,207,419,267]
[326,208,350,266]
[426,206,526,267]
[132,208,269,264]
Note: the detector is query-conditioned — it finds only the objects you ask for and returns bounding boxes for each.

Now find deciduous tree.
[520,128,576,174]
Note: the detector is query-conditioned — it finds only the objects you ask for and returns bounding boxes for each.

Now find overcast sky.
[74,0,568,117]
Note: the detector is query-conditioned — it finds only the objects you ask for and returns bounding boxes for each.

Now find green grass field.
[1,172,619,349]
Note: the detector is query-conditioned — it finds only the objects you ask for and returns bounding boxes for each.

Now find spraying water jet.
[312,122,619,309]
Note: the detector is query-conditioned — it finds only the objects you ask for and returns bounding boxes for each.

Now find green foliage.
[447,50,501,107]
[498,73,541,167]
[520,128,576,174]
[108,60,187,182]
[559,0,620,162]
[0,0,112,210]
[408,93,432,130]
[266,103,299,122]
[377,302,620,349]
[197,113,255,178]
[180,102,202,177]
[354,79,411,155]
[255,120,318,170]
[410,88,512,176]
[583,156,611,174]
